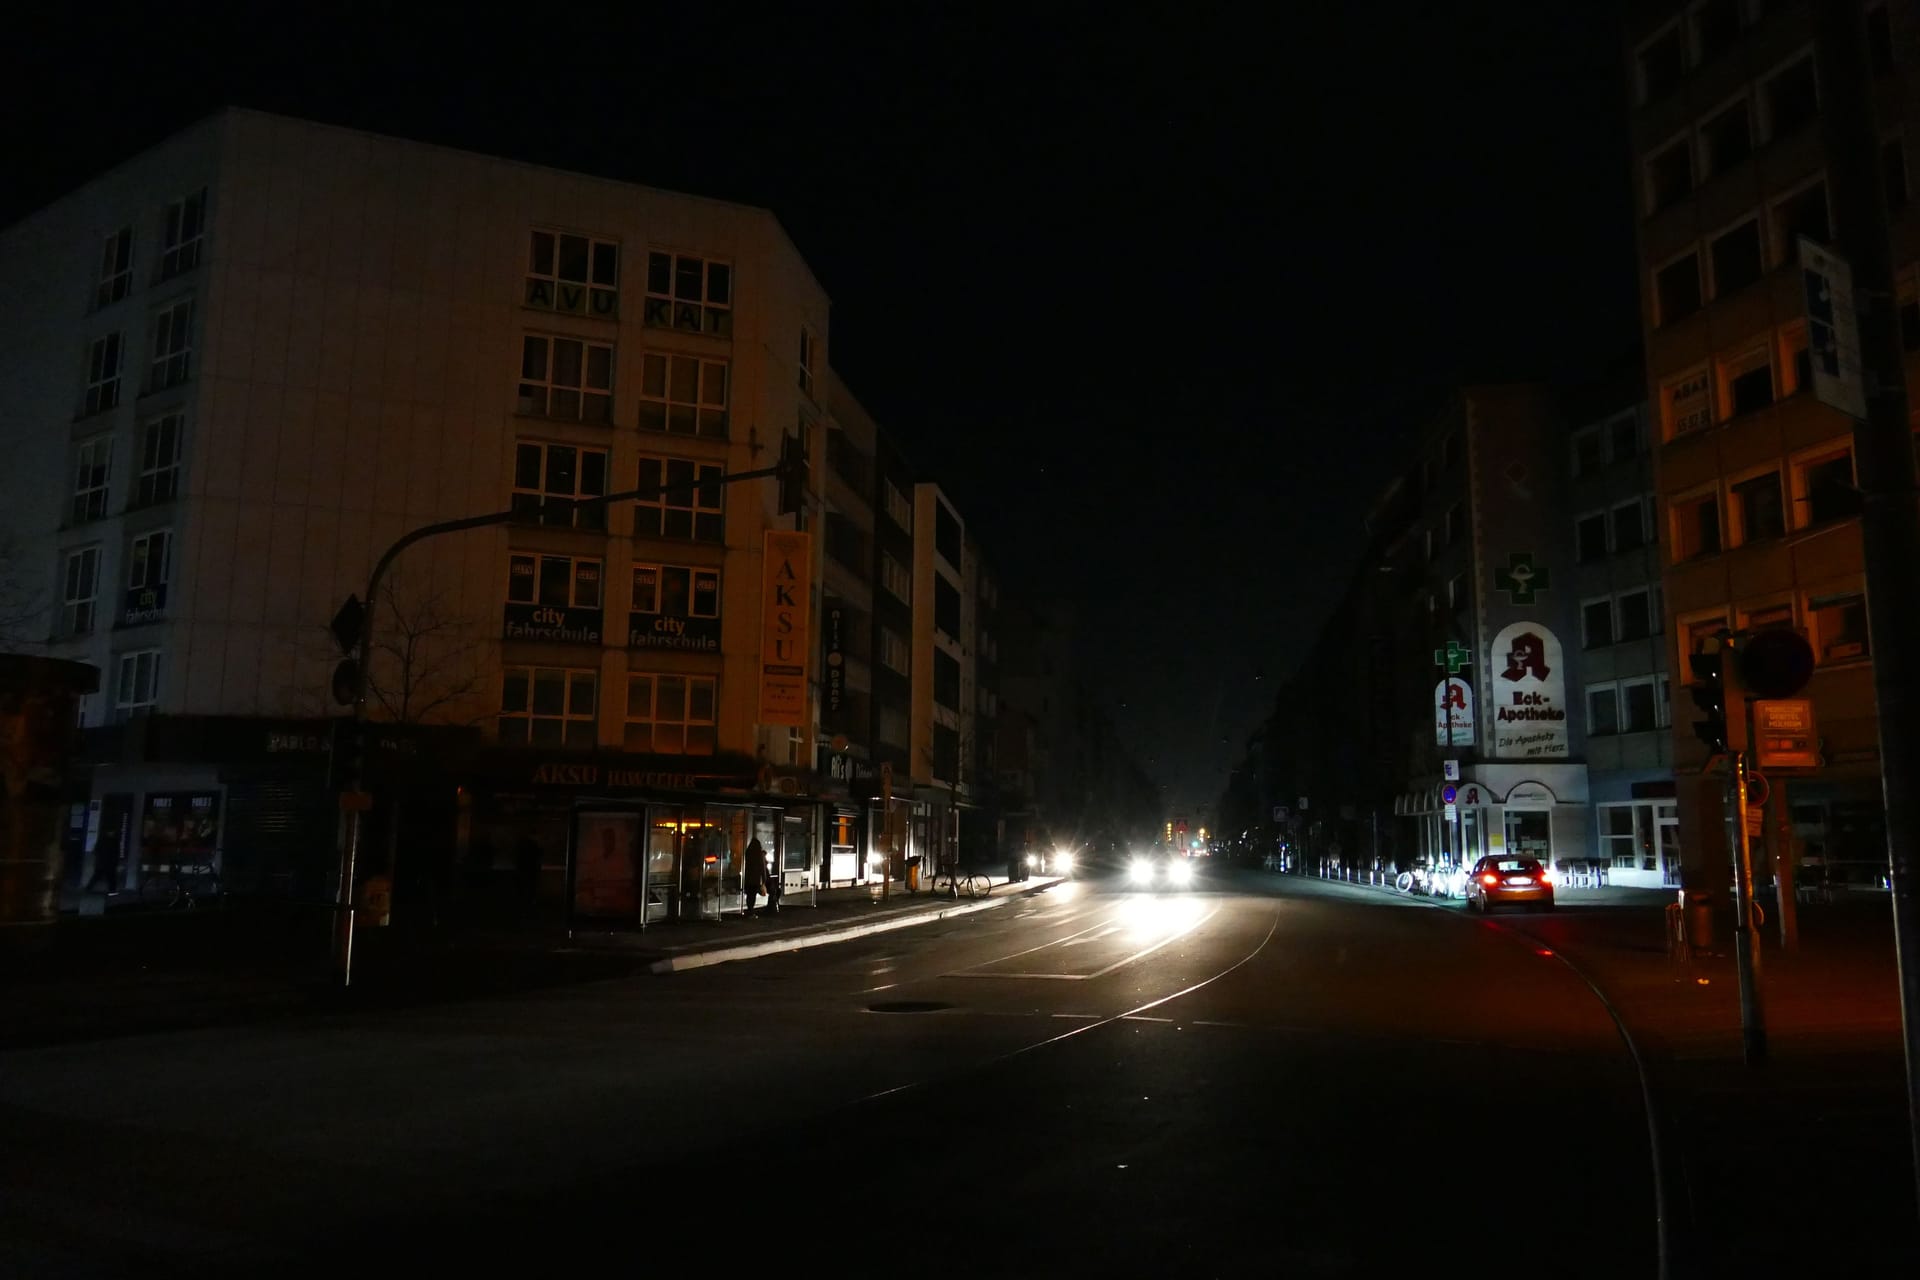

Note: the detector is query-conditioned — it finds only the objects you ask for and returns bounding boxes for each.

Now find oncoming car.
[1465,854,1554,913]
[1024,848,1076,877]
[1128,852,1197,891]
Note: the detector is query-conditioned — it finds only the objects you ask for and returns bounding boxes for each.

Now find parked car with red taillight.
[1466,855,1555,913]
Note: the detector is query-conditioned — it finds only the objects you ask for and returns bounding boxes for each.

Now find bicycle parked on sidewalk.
[930,867,993,899]
[139,857,222,910]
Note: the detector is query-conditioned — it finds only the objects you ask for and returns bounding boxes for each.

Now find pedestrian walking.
[743,837,768,916]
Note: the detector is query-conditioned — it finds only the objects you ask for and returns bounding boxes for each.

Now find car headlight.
[1168,860,1194,886]
[1026,853,1039,866]
[1054,851,1074,873]
[1130,858,1154,883]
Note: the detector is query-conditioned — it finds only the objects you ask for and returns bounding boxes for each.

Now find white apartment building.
[0,108,838,920]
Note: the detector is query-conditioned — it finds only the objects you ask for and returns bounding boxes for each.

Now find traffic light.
[1688,650,1728,752]
[777,430,808,516]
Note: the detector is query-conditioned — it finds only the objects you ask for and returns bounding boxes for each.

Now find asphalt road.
[3,868,1666,1277]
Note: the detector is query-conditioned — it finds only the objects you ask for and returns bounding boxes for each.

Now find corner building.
[1625,1,1919,892]
[0,108,841,922]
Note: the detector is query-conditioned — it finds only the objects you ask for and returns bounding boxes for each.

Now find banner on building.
[1490,622,1568,759]
[758,530,812,726]
[822,595,847,734]
[1433,677,1475,747]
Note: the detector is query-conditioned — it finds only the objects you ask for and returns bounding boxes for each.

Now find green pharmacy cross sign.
[1434,640,1471,674]
[1494,552,1551,606]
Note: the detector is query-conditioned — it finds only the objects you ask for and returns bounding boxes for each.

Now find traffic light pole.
[1817,1,1920,1211]
[330,459,789,986]
[1727,745,1767,1066]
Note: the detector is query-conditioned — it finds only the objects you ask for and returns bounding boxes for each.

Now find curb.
[647,880,1056,974]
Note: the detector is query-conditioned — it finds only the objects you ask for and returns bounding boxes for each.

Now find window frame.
[83,332,122,416]
[1716,338,1776,421]
[1616,586,1657,642]
[137,412,185,507]
[1759,49,1820,145]
[1612,499,1648,553]
[72,436,112,524]
[149,296,194,390]
[1670,484,1723,562]
[1587,681,1621,737]
[97,226,134,308]
[62,545,101,637]
[1653,247,1704,326]
[158,188,206,281]
[1699,91,1755,177]
[516,333,614,423]
[623,671,719,755]
[505,552,604,610]
[1634,19,1686,105]
[879,626,909,676]
[1644,130,1696,214]
[1727,465,1787,545]
[498,666,599,749]
[1769,173,1831,267]
[115,648,163,715]
[524,228,620,319]
[1575,510,1611,563]
[637,351,729,439]
[1620,675,1662,734]
[881,552,911,603]
[1707,214,1765,300]
[1581,596,1616,650]
[643,250,734,337]
[1790,442,1858,529]
[511,439,610,530]
[629,563,720,618]
[1807,589,1871,665]
[634,454,725,543]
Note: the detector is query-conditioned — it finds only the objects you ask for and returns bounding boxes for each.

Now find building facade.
[0,108,852,922]
[1625,0,1918,891]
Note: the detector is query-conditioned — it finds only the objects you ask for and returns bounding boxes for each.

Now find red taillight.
[1481,873,1499,886]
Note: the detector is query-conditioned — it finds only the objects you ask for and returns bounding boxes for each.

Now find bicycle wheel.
[140,872,183,908]
[1394,872,1414,893]
[968,874,993,898]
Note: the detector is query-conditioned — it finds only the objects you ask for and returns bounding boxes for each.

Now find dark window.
[1729,360,1775,416]
[825,512,868,573]
[1733,471,1786,540]
[1445,503,1465,545]
[1775,182,1830,256]
[1611,418,1639,463]
[1623,681,1659,733]
[934,650,961,711]
[934,576,961,639]
[1574,431,1604,475]
[1618,591,1653,641]
[1614,501,1647,551]
[1589,688,1620,736]
[1577,514,1609,562]
[1639,27,1685,102]
[934,501,962,567]
[1812,593,1870,663]
[1804,452,1858,524]
[1693,0,1742,64]
[1647,140,1693,211]
[1677,494,1721,559]
[1656,253,1701,324]
[1885,140,1910,214]
[1901,296,1920,352]
[1765,58,1818,140]
[1703,100,1753,174]
[1711,221,1763,297]
[1584,599,1615,648]
[932,723,960,781]
[1869,5,1896,75]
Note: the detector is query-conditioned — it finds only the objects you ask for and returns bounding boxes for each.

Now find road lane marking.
[951,905,1221,982]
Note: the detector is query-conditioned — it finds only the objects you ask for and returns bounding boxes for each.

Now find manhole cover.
[867,1000,952,1014]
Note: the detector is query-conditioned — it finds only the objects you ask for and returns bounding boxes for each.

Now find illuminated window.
[83,332,121,416]
[500,668,597,748]
[1809,592,1870,664]
[517,335,613,422]
[644,251,732,337]
[624,673,717,754]
[638,353,728,438]
[1671,488,1721,561]
[159,189,205,280]
[635,455,724,542]
[525,229,618,318]
[512,441,608,530]
[97,227,133,308]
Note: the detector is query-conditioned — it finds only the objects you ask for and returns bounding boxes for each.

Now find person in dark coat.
[743,838,768,916]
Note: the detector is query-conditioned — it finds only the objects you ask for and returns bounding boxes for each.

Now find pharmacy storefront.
[1397,767,1590,873]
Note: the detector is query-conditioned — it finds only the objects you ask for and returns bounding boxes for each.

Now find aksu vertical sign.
[758,530,812,726]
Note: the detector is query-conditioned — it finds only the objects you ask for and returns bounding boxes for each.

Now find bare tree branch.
[363,575,491,726]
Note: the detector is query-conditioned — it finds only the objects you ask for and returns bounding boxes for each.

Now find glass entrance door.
[1504,809,1552,862]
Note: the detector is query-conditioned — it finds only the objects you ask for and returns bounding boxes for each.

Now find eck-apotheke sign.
[1490,622,1568,759]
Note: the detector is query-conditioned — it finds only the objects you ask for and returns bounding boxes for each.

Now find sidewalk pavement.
[0,874,1064,1051]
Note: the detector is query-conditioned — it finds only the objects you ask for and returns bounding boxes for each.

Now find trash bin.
[906,857,921,892]
[1685,889,1715,951]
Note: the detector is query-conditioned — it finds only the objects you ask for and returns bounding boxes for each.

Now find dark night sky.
[9,3,1642,817]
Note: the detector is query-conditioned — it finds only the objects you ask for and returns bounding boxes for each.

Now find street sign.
[1434,640,1471,674]
[1754,699,1819,769]
[1493,552,1551,605]
[1443,760,1461,782]
[1800,236,1868,420]
[1746,807,1765,838]
[1444,803,1458,822]
[1297,796,1308,810]
[329,595,366,655]
[1272,805,1288,822]
[1442,784,1458,804]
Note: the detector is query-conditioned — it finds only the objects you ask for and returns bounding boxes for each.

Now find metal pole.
[1728,749,1767,1065]
[1815,0,1920,1209]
